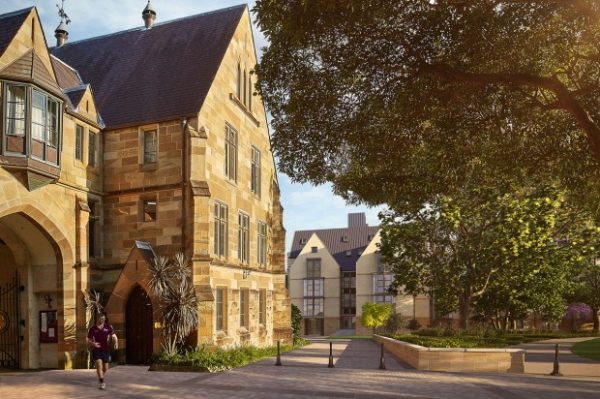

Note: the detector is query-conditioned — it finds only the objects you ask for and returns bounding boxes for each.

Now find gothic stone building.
[0,4,291,369]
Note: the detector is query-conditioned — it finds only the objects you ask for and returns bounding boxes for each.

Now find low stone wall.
[373,335,524,373]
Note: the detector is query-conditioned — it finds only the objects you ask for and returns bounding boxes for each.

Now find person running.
[87,312,118,390]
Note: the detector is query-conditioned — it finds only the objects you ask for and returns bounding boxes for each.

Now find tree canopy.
[254,0,600,209]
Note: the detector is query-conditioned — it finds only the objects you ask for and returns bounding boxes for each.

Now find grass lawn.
[572,338,600,361]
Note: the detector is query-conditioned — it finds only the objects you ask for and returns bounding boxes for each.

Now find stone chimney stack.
[348,212,367,228]
[142,1,157,29]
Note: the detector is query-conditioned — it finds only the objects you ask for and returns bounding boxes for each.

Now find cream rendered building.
[288,213,430,336]
[0,3,290,370]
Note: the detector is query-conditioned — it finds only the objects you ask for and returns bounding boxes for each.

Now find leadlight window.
[259,289,266,325]
[238,212,250,263]
[224,124,237,181]
[5,85,26,136]
[257,221,267,266]
[240,288,249,327]
[251,146,261,197]
[214,202,228,257]
[88,131,97,167]
[143,130,157,164]
[216,287,226,331]
[75,124,84,161]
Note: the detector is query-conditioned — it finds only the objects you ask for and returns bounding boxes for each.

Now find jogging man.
[87,312,118,390]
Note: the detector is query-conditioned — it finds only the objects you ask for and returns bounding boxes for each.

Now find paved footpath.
[1,339,600,399]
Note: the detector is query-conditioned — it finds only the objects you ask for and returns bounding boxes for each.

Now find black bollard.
[275,339,282,366]
[379,342,386,370]
[328,341,335,368]
[550,344,562,376]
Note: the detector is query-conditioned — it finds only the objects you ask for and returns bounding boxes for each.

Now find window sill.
[229,93,260,127]
[139,162,158,172]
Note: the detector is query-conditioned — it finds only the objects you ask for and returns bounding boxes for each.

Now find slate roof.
[50,55,83,90]
[64,87,87,109]
[51,5,246,129]
[289,224,380,272]
[0,8,31,58]
[0,49,64,98]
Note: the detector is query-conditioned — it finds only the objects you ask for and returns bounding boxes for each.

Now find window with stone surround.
[143,129,157,164]
[259,289,266,325]
[141,197,157,222]
[224,124,237,181]
[257,220,267,267]
[75,124,84,161]
[238,212,250,263]
[216,287,227,331]
[251,146,261,197]
[214,201,228,258]
[88,131,97,167]
[88,199,101,259]
[239,288,249,328]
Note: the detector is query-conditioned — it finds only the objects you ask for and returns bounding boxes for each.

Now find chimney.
[142,1,157,29]
[348,212,367,228]
[54,21,68,47]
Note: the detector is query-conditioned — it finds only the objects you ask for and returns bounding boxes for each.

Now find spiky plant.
[162,275,198,345]
[83,290,103,328]
[171,252,191,282]
[148,256,171,298]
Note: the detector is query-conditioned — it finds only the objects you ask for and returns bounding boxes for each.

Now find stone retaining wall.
[373,335,524,373]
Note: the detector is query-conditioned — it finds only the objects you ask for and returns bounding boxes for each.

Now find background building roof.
[51,5,246,129]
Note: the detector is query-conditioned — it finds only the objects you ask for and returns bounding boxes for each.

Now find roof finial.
[142,1,157,29]
[54,0,71,47]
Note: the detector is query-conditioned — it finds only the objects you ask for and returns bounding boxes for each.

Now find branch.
[419,63,600,162]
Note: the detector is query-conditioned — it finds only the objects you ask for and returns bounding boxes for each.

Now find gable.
[0,49,63,98]
[0,8,31,68]
[51,5,246,129]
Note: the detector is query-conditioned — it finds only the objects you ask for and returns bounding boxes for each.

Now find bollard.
[379,342,386,370]
[550,344,562,376]
[328,341,335,368]
[275,339,282,366]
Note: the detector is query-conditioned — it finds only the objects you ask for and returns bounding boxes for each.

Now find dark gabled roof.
[51,5,246,129]
[289,225,380,272]
[0,8,31,57]
[65,87,87,109]
[0,49,64,98]
[50,55,83,90]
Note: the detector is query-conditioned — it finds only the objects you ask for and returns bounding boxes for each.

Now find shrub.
[361,302,393,332]
[407,318,421,331]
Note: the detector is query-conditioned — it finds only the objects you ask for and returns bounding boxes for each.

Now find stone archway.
[125,285,153,364]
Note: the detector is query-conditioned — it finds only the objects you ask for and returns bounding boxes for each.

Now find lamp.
[242,267,251,279]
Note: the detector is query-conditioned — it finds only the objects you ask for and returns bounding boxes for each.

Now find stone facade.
[0,5,290,370]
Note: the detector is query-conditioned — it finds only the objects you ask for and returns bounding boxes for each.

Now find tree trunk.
[592,307,599,334]
[458,297,471,330]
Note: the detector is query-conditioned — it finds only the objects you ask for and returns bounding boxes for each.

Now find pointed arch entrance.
[126,285,153,364]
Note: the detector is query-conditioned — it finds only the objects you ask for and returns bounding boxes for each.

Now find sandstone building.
[288,213,430,336]
[0,3,290,369]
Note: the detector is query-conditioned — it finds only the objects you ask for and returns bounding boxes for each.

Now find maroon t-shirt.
[87,323,114,351]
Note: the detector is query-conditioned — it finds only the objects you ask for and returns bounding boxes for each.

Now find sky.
[0,0,385,255]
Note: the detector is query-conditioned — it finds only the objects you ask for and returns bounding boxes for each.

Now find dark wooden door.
[126,285,153,364]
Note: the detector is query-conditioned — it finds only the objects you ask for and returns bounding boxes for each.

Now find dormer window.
[2,82,62,166]
[341,236,349,243]
[299,238,306,245]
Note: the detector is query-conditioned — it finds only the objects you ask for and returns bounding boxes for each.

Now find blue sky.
[0,0,385,254]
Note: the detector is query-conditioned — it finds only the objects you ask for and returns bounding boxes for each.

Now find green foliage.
[152,343,303,372]
[571,261,600,332]
[291,303,302,343]
[380,186,600,329]
[571,338,600,361]
[361,302,393,330]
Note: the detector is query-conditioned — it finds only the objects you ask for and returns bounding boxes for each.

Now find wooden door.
[126,285,153,364]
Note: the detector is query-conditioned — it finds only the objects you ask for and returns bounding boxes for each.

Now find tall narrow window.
[88,200,101,259]
[141,197,157,222]
[216,287,226,331]
[143,129,157,164]
[224,124,237,181]
[238,212,250,263]
[214,202,228,257]
[259,289,266,325]
[248,74,252,111]
[251,146,261,197]
[5,85,26,137]
[46,98,58,147]
[88,131,97,167]
[257,221,267,267]
[243,69,247,106]
[240,288,249,327]
[75,125,84,160]
[236,62,241,99]
[31,90,46,142]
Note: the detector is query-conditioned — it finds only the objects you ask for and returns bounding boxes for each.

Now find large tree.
[254,1,600,208]
[379,186,594,329]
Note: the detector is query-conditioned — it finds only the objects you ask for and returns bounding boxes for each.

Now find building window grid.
[143,129,157,164]
[214,202,228,258]
[5,84,26,137]
[224,124,237,181]
[251,146,261,197]
[75,124,83,160]
[304,259,324,317]
[257,221,267,266]
[238,212,250,263]
[373,273,395,304]
[88,131,97,167]
[216,287,226,331]
[240,288,249,328]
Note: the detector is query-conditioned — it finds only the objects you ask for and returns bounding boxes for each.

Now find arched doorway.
[126,285,153,364]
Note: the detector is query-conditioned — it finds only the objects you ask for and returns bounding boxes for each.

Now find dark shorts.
[91,349,111,363]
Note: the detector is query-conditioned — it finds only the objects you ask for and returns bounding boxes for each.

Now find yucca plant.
[83,289,103,328]
[148,256,172,297]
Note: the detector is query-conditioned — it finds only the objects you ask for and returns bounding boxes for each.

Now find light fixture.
[243,267,251,279]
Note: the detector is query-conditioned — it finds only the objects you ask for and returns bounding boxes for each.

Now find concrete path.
[1,339,600,399]
[514,337,600,377]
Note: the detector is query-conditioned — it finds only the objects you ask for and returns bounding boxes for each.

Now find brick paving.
[1,339,599,399]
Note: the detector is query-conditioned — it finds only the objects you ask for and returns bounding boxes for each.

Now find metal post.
[379,342,386,370]
[550,344,562,376]
[328,341,335,368]
[275,340,282,366]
